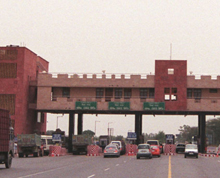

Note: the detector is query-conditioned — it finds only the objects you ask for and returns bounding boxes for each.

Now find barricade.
[199,153,219,157]
[60,148,67,156]
[49,145,62,156]
[164,144,176,155]
[126,144,137,156]
[87,145,101,156]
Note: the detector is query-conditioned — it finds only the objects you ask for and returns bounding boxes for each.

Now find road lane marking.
[88,174,95,178]
[116,164,119,166]
[218,160,220,163]
[124,161,126,163]
[104,168,110,171]
[17,166,67,178]
[168,156,172,178]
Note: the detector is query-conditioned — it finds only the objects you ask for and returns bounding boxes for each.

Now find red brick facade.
[0,46,48,136]
[154,60,187,111]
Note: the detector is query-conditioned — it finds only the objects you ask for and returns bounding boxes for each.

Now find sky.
[1,1,220,137]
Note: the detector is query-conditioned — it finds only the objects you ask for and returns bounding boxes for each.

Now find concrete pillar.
[68,112,75,153]
[78,113,83,134]
[135,113,142,145]
[200,114,206,153]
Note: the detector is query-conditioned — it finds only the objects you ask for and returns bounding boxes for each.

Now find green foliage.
[206,117,220,145]
[82,130,95,136]
[177,125,197,143]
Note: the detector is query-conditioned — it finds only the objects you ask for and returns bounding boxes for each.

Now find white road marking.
[104,168,110,171]
[17,166,66,178]
[124,161,126,163]
[116,164,119,166]
[218,160,220,162]
[88,174,95,178]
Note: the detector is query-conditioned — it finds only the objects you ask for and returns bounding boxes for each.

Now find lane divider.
[168,156,172,178]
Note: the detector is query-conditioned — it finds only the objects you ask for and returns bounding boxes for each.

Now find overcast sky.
[1,1,220,137]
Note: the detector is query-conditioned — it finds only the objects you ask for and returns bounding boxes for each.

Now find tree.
[82,130,95,136]
[177,125,198,143]
[155,131,166,143]
[206,117,220,145]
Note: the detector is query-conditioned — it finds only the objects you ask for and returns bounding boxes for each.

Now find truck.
[17,134,43,158]
[0,109,14,168]
[72,134,92,155]
[99,135,110,152]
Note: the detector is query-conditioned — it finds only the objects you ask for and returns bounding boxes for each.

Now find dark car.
[176,143,185,153]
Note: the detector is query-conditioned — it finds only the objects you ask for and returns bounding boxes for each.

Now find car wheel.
[136,156,140,159]
[149,156,152,159]
[184,154,187,158]
[158,155,161,157]
[196,155,198,158]
[176,150,178,153]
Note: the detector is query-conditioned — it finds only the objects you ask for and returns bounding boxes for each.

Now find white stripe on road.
[116,164,119,166]
[104,168,110,171]
[18,166,67,178]
[88,174,95,178]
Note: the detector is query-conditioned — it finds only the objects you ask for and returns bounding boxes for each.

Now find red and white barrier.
[164,144,176,155]
[87,145,101,156]
[126,144,137,156]
[49,146,62,156]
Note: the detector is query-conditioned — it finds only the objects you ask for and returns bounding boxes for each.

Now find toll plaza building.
[36,59,220,153]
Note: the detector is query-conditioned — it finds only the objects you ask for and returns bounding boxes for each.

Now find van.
[110,140,126,155]
[146,140,159,146]
[41,135,53,155]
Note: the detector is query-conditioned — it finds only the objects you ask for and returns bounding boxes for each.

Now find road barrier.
[126,144,137,156]
[164,144,176,155]
[49,146,62,156]
[87,145,102,156]
[199,153,219,157]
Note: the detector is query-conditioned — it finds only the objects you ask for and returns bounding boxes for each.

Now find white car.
[184,144,198,158]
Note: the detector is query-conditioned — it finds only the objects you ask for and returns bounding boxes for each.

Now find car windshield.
[186,144,197,149]
[138,145,150,149]
[111,142,120,146]
[151,146,158,149]
[147,141,158,145]
[106,145,117,149]
[177,144,185,147]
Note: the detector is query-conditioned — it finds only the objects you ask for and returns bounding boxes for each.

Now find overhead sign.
[143,102,165,110]
[75,101,97,110]
[127,132,137,139]
[108,102,130,110]
[52,134,62,142]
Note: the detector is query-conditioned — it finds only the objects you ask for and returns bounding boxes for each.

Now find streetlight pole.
[95,121,100,136]
[94,121,100,145]
[108,122,113,141]
[56,114,64,129]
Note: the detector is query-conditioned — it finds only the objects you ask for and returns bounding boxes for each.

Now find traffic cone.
[51,151,55,157]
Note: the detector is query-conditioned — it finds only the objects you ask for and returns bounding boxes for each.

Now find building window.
[0,63,17,78]
[96,88,104,98]
[0,94,15,115]
[140,88,148,99]
[62,87,70,98]
[149,88,154,98]
[209,89,218,93]
[194,89,201,99]
[164,88,170,94]
[168,68,174,75]
[187,89,193,98]
[172,88,177,93]
[115,88,122,99]
[124,88,132,99]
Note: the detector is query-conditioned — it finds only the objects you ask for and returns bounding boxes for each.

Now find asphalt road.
[0,154,220,178]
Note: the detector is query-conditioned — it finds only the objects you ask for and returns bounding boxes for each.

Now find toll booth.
[165,134,175,144]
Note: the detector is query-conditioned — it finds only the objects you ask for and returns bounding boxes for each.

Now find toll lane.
[0,154,220,178]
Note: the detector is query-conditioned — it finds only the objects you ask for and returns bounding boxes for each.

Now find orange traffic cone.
[51,151,55,157]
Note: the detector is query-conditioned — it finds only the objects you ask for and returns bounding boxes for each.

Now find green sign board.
[143,102,165,110]
[75,101,97,110]
[108,102,130,110]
